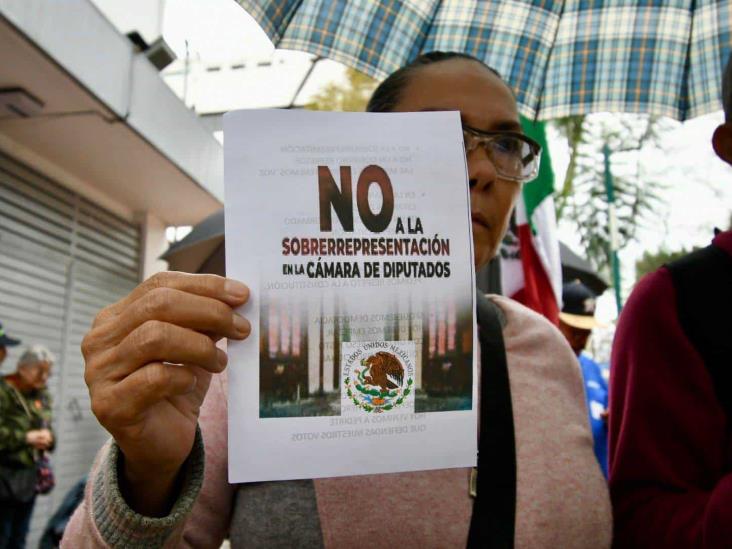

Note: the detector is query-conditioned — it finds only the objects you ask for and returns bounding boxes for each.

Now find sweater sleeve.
[609,269,732,548]
[0,391,29,453]
[42,390,56,453]
[180,371,237,546]
[60,431,205,549]
[61,372,235,548]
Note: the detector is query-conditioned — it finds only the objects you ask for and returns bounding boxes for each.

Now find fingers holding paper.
[81,272,251,515]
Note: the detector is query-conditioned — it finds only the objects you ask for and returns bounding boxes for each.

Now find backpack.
[666,242,732,418]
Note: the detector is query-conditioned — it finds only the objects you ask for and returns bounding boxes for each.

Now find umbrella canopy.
[161,209,225,274]
[559,241,608,296]
[236,0,732,120]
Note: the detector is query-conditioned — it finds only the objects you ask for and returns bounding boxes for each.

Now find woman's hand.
[26,429,53,450]
[81,272,250,516]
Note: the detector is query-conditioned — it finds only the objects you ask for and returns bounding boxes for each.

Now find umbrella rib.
[288,55,322,109]
[677,0,697,121]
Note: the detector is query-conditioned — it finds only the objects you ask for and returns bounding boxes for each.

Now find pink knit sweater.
[63,295,611,548]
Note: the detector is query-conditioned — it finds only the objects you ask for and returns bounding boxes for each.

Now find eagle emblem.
[345,350,413,413]
[362,351,405,391]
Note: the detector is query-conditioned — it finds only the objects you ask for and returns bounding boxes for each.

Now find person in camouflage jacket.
[0,345,55,549]
[0,321,21,369]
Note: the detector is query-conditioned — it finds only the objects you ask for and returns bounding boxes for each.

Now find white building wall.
[0,0,131,116]
[0,133,133,221]
[128,54,224,201]
[90,0,165,43]
[0,132,168,281]
[0,0,224,204]
[138,211,169,278]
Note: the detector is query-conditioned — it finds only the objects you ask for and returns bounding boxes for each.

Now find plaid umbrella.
[236,0,732,120]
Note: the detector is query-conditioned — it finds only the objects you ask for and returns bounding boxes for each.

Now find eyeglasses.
[462,125,541,183]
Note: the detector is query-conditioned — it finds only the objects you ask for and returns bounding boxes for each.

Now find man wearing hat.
[559,281,609,478]
[0,321,21,368]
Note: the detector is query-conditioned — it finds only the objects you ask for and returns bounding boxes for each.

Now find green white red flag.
[500,118,562,324]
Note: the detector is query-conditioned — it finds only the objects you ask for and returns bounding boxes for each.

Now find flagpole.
[603,144,623,312]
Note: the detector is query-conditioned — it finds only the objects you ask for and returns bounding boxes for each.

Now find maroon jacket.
[609,231,732,548]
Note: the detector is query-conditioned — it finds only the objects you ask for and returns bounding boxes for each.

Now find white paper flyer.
[224,109,477,482]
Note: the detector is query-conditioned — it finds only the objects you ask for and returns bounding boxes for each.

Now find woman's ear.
[712,123,732,165]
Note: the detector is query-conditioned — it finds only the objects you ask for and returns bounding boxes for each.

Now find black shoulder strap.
[467,293,516,549]
[667,244,732,418]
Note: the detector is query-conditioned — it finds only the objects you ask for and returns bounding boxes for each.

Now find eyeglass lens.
[463,131,538,181]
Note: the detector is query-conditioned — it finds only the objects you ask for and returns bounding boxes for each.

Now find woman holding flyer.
[64,52,610,548]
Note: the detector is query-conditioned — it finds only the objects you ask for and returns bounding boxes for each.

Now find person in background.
[609,52,732,548]
[0,345,55,549]
[0,322,21,369]
[40,476,87,549]
[558,281,609,478]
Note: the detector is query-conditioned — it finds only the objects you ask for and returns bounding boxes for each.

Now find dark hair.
[723,51,732,121]
[366,51,503,113]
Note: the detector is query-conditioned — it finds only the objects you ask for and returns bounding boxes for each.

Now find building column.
[137,211,168,279]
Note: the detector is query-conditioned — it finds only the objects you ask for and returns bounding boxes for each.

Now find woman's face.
[18,361,51,390]
[392,59,523,269]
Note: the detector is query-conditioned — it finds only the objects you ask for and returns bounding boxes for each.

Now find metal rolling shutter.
[0,151,140,544]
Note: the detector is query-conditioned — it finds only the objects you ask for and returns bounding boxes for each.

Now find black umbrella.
[161,209,225,274]
[559,242,608,296]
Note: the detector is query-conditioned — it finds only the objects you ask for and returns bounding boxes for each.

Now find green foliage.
[356,368,366,385]
[306,68,377,112]
[348,374,412,411]
[553,114,671,275]
[355,382,398,398]
[402,378,413,398]
[635,247,698,281]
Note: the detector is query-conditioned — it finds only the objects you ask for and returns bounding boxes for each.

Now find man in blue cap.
[0,322,21,368]
[558,281,609,478]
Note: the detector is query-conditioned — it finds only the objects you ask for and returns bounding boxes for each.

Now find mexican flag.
[500,118,562,324]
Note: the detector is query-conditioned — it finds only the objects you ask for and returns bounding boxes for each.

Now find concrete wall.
[0,131,169,280]
[138,211,169,278]
[91,0,165,43]
[0,0,223,203]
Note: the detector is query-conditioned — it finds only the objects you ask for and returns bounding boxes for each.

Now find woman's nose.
[467,147,498,191]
